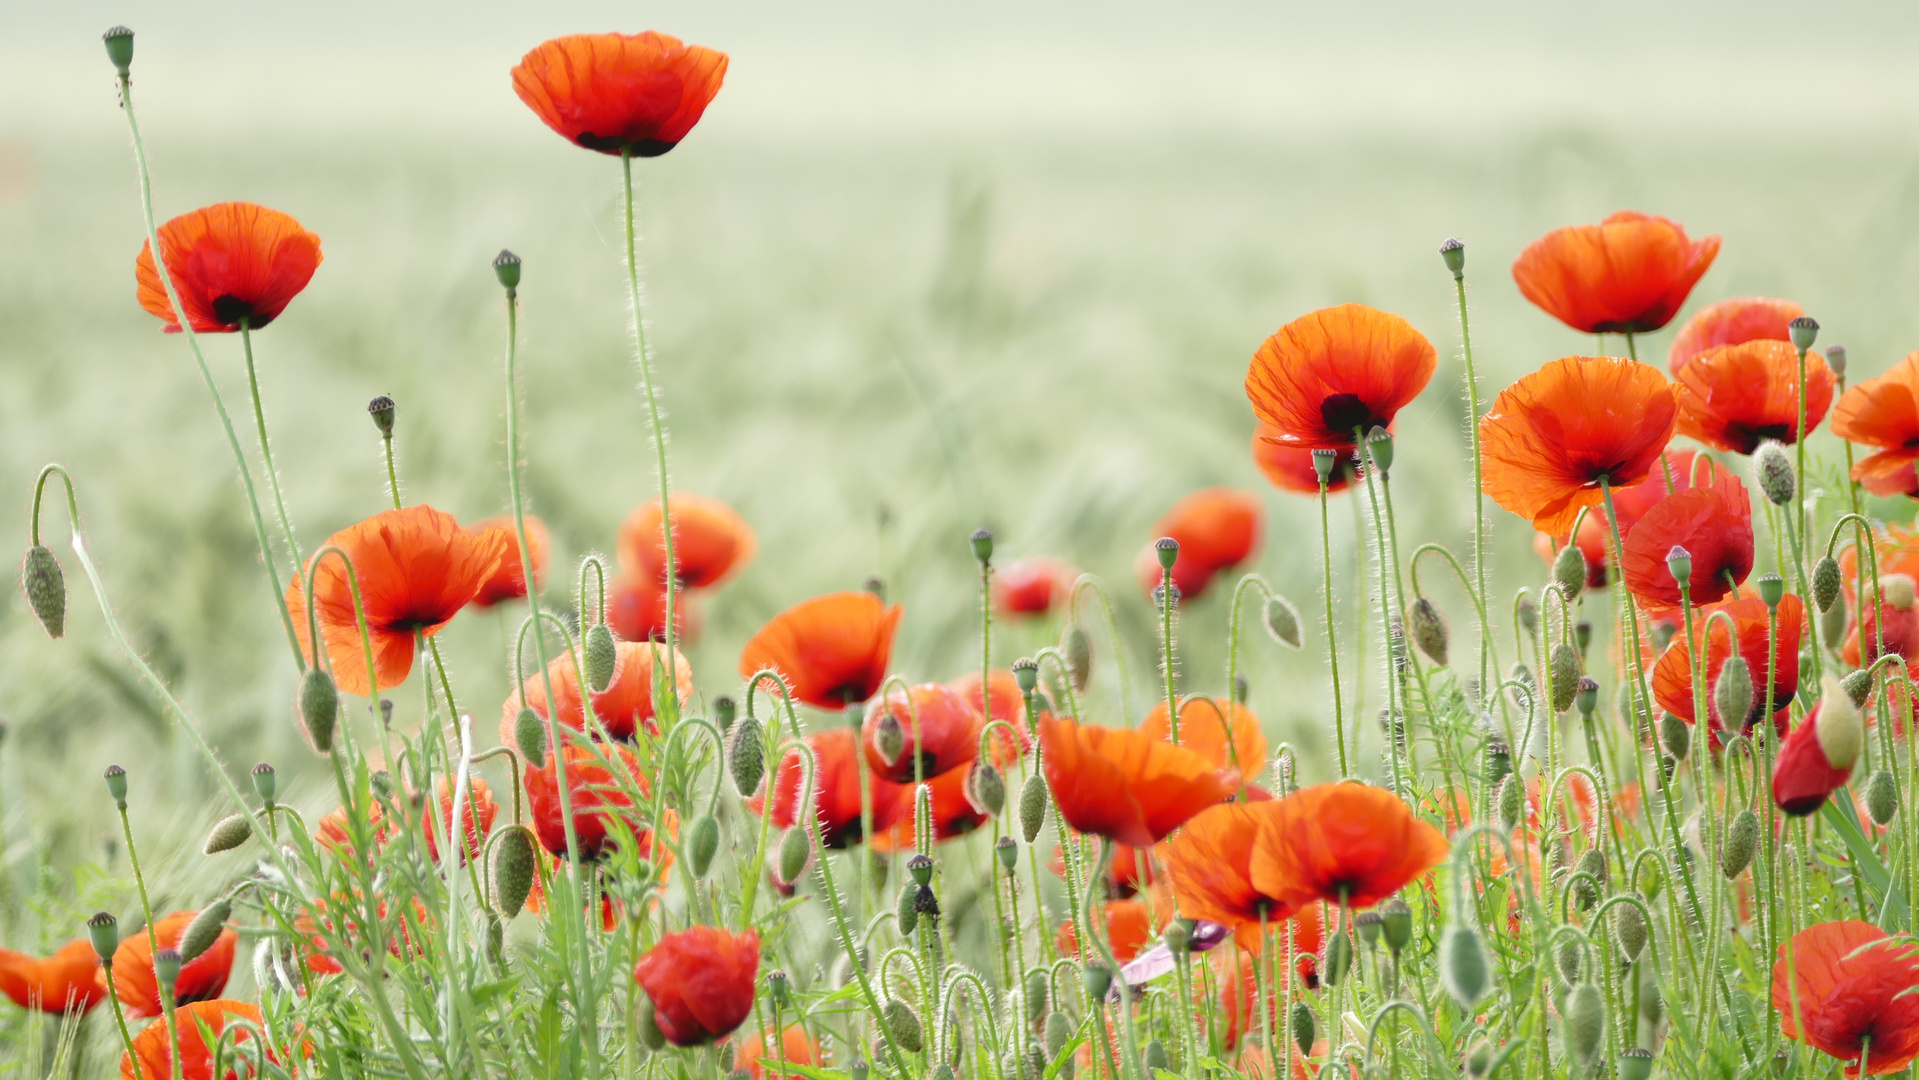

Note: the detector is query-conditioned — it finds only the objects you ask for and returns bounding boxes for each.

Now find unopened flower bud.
[1788,315,1819,351]
[1044,1010,1074,1060]
[152,948,182,999]
[1573,848,1608,910]
[1496,774,1524,831]
[873,713,906,767]
[883,998,925,1053]
[1024,968,1049,1021]
[966,761,1005,816]
[1660,712,1691,760]
[21,544,66,639]
[1143,1040,1170,1074]
[1081,963,1112,1000]
[489,825,537,918]
[728,716,764,797]
[1323,930,1353,986]
[1868,768,1899,825]
[1354,911,1383,949]
[88,912,119,963]
[1465,1037,1493,1078]
[1613,895,1647,960]
[203,813,252,855]
[299,668,338,754]
[1439,923,1490,1007]
[1550,643,1581,712]
[1019,773,1048,842]
[1754,441,1796,506]
[1574,620,1592,655]
[713,696,736,733]
[1264,594,1303,649]
[493,249,522,292]
[1517,593,1538,636]
[1665,545,1693,588]
[636,996,667,1051]
[1884,573,1918,612]
[1822,591,1850,650]
[1721,808,1759,879]
[778,826,812,885]
[1815,674,1865,771]
[1552,543,1587,599]
[1439,237,1466,278]
[1841,669,1872,709]
[583,624,617,693]
[1825,344,1848,377]
[367,395,396,438]
[1715,654,1754,731]
[104,764,129,808]
[1409,597,1448,666]
[996,835,1018,870]
[687,815,720,878]
[1153,537,1178,573]
[1556,941,1582,984]
[1061,625,1092,692]
[1565,982,1606,1067]
[896,883,920,936]
[1163,917,1192,956]
[179,900,231,964]
[1809,556,1841,613]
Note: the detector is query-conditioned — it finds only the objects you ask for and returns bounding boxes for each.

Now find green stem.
[116,802,183,1080]
[1318,476,1349,776]
[1451,270,1493,781]
[239,319,302,571]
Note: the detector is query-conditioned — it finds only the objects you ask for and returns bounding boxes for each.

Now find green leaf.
[1822,792,1908,931]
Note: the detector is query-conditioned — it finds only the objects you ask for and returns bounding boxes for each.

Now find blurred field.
[3,0,1919,955]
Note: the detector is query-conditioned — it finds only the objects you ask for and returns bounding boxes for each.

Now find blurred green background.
[3,0,1919,941]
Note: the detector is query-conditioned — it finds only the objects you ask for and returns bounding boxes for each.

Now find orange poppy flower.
[1833,351,1919,498]
[467,514,550,608]
[1252,421,1360,495]
[1674,341,1836,454]
[861,682,979,783]
[120,999,271,1080]
[1050,836,1158,898]
[1250,783,1446,911]
[993,557,1079,618]
[733,1026,818,1080]
[1619,458,1752,611]
[135,202,322,333]
[286,505,509,697]
[1668,296,1805,374]
[1165,802,1292,946]
[1848,586,1919,669]
[1532,448,1695,588]
[749,727,906,849]
[524,743,662,861]
[608,570,701,644]
[948,668,1045,743]
[1511,211,1720,334]
[1840,526,1919,600]
[1244,304,1437,451]
[1480,357,1676,534]
[0,939,104,1014]
[1773,920,1919,1076]
[513,32,728,158]
[1141,698,1269,782]
[739,592,902,709]
[619,493,757,589]
[633,926,760,1046]
[869,769,983,853]
[504,641,693,745]
[1055,899,1164,962]
[100,910,236,1018]
[1773,699,1858,818]
[1653,595,1803,734]
[1133,488,1264,602]
[1038,714,1237,847]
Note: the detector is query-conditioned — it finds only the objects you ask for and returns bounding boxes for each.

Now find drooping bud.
[1868,768,1899,825]
[584,624,617,693]
[178,900,231,964]
[1617,1048,1654,1080]
[298,668,339,754]
[710,696,736,734]
[1822,591,1849,650]
[873,713,906,766]
[1721,809,1759,879]
[1753,441,1796,507]
[1143,1040,1170,1074]
[1081,963,1113,1000]
[492,249,522,292]
[1153,537,1179,573]
[1814,673,1865,771]
[1484,739,1512,790]
[1517,592,1538,636]
[996,835,1019,871]
[636,997,667,1050]
[1365,426,1395,473]
[104,765,128,809]
[1465,1038,1493,1078]
[1061,625,1092,692]
[1291,1000,1316,1056]
[21,545,66,639]
[1665,545,1693,589]
[1409,597,1449,666]
[1564,982,1606,1068]
[728,716,764,797]
[1044,1010,1074,1059]
[367,395,396,438]
[203,813,252,855]
[250,763,276,806]
[883,998,925,1053]
[688,816,720,878]
[1842,669,1873,708]
[1380,897,1412,955]
[896,884,920,936]
[1882,573,1918,611]
[1439,923,1490,1007]
[1572,848,1608,910]
[1556,941,1581,984]
[88,912,119,964]
[1496,774,1524,831]
[966,761,1006,816]
[1714,654,1754,732]
[1613,895,1647,960]
[1756,572,1785,610]
[490,825,537,918]
[1660,712,1691,761]
[1551,543,1587,599]
[1826,344,1848,377]
[1549,643,1581,712]
[1574,620,1592,655]
[1019,773,1048,842]
[1439,237,1466,279]
[1788,315,1819,352]
[778,826,813,885]
[1264,594,1303,649]
[102,26,135,75]
[1024,968,1049,1022]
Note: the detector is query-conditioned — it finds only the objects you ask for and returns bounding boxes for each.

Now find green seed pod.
[1439,923,1490,1007]
[1143,1040,1169,1074]
[1721,809,1759,879]
[1484,739,1512,790]
[21,544,65,639]
[688,816,720,879]
[729,716,764,797]
[1354,911,1382,949]
[1843,669,1873,709]
[882,998,924,1054]
[1440,237,1466,277]
[1572,848,1608,910]
[1549,643,1581,712]
[1613,895,1648,961]
[202,813,252,855]
[513,707,546,769]
[1409,597,1449,666]
[1714,654,1754,732]
[1753,441,1797,507]
[1822,592,1849,650]
[778,826,812,885]
[1164,918,1192,956]
[298,668,339,754]
[1264,595,1303,649]
[152,948,181,998]
[178,900,231,964]
[896,884,919,936]
[1666,545,1694,588]
[250,763,277,806]
[1323,930,1353,986]
[1574,677,1600,717]
[1082,963,1112,1000]
[1496,774,1524,832]
[490,825,537,918]
[849,1060,870,1080]
[87,912,119,964]
[1564,982,1605,1067]
[102,26,135,75]
[1552,542,1588,599]
[636,996,667,1051]
[584,624,617,693]
[967,761,1006,816]
[1617,1047,1654,1080]
[492,249,523,292]
[1756,572,1786,610]
[908,852,935,886]
[1812,555,1842,613]
[1290,1000,1315,1056]
[1025,968,1049,1023]
[1380,897,1412,955]
[1660,712,1691,761]
[996,835,1019,870]
[1019,773,1048,842]
[1062,623,1092,692]
[1868,768,1900,826]
[1044,1010,1074,1059]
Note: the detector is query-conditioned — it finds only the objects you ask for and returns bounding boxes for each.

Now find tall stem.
[621,150,681,704]
[239,319,303,572]
[1318,479,1349,776]
[116,802,183,1080]
[1160,565,1179,744]
[1451,268,1492,701]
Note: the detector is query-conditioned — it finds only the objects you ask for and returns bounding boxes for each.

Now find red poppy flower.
[524,744,663,861]
[733,1026,818,1080]
[739,592,902,709]
[608,570,702,645]
[100,910,236,1018]
[749,727,905,849]
[1773,920,1919,1076]
[1250,783,1446,911]
[1050,836,1158,898]
[513,32,728,158]
[1055,898,1164,962]
[633,926,760,1046]
[1833,351,1919,498]
[948,668,1044,743]
[1653,596,1803,738]
[1511,211,1720,334]
[1252,421,1360,495]
[504,641,693,745]
[1133,488,1264,602]
[993,557,1079,618]
[1773,681,1863,817]
[861,682,979,782]
[1166,802,1293,946]
[120,999,271,1080]
[619,493,757,590]
[1532,449,1696,588]
[1141,699,1269,782]
[1480,357,1677,534]
[1244,304,1437,451]
[135,203,322,333]
[1668,296,1805,374]
[1674,341,1836,454]
[1038,714,1237,847]
[1847,580,1919,669]
[869,768,985,853]
[1619,458,1753,611]
[286,505,509,697]
[467,514,550,608]
[0,939,104,1014]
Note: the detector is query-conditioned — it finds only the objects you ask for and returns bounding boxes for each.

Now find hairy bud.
[1842,669,1873,709]
[1019,773,1048,842]
[490,825,537,918]
[1572,848,1608,910]
[1439,923,1489,1007]
[1714,654,1754,732]
[21,545,66,639]
[1082,963,1113,1000]
[688,816,720,879]
[1409,597,1449,666]
[1753,441,1796,507]
[729,717,765,797]
[883,998,925,1053]
[1061,624,1092,692]
[1264,594,1303,649]
[1868,768,1900,826]
[514,707,547,769]
[1565,982,1606,1067]
[1660,712,1691,761]
[1291,1000,1316,1056]
[1552,543,1587,599]
[966,761,1006,816]
[1549,643,1581,712]
[1496,774,1524,832]
[1721,809,1758,879]
[1323,930,1352,986]
[778,826,812,886]
[636,996,667,1051]
[584,624,617,693]
[178,901,231,964]
[896,884,920,936]
[203,813,252,855]
[1613,895,1647,960]
[299,668,339,754]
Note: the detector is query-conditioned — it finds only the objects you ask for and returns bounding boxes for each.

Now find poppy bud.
[636,996,667,1050]
[1617,1047,1654,1080]
[1549,643,1581,712]
[1082,962,1112,1000]
[1753,572,1785,611]
[1439,923,1489,1007]
[1565,982,1605,1067]
[178,900,232,964]
[896,883,920,936]
[1439,237,1466,279]
[1289,999,1316,1056]
[1816,674,1865,771]
[1019,773,1048,842]
[1409,597,1449,666]
[299,668,338,754]
[104,764,128,809]
[682,815,720,879]
[1381,897,1412,955]
[102,26,135,75]
[1311,448,1339,483]
[1153,537,1178,573]
[882,998,925,1053]
[1826,344,1848,377]
[1025,968,1049,1021]
[20,544,66,639]
[1057,626,1093,694]
[1840,670,1872,711]
[1496,774,1524,831]
[583,624,617,693]
[873,713,906,767]
[728,716,764,797]
[1660,712,1691,760]
[1714,655,1754,733]
[203,813,252,855]
[1788,315,1819,351]
[1867,768,1898,825]
[963,761,1005,817]
[1484,739,1512,790]
[1556,941,1581,984]
[1821,591,1849,649]
[493,249,522,292]
[1264,594,1303,649]
[1154,917,1188,957]
[1665,545,1693,589]
[1885,573,1919,612]
[1354,911,1382,949]
[778,826,812,886]
[1574,677,1600,718]
[1517,593,1538,636]
[1805,558,1843,613]
[1573,620,1592,655]
[1751,441,1795,507]
[1551,543,1587,600]
[1044,1009,1074,1061]
[1465,1038,1493,1078]
[488,824,537,918]
[1323,930,1353,986]
[1573,848,1608,910]
[88,911,119,964]
[1139,1039,1169,1075]
[1721,808,1758,879]
[1613,895,1647,960]
[970,528,994,566]
[1639,980,1664,1025]
[1774,679,1861,816]
[996,836,1019,871]
[1365,426,1394,473]
[366,394,396,438]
